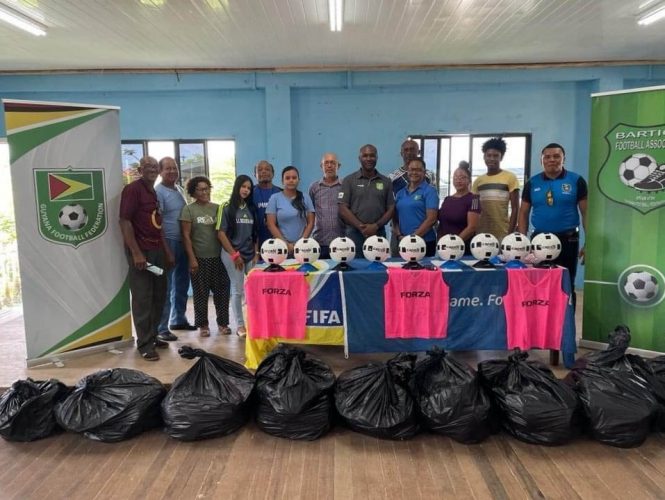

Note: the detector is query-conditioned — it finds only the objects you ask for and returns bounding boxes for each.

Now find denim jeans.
[221,250,254,329]
[158,239,190,333]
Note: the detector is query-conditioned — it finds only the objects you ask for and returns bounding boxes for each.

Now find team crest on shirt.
[562,183,571,193]
[413,194,423,201]
[376,182,384,190]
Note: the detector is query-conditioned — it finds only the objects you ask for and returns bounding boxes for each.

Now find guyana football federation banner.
[2,99,131,362]
[583,86,665,352]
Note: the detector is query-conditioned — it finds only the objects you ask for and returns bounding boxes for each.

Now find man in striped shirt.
[309,152,344,259]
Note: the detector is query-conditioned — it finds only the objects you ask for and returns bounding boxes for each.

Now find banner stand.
[26,339,135,368]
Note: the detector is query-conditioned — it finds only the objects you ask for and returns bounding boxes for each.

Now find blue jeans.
[221,250,254,329]
[158,239,190,333]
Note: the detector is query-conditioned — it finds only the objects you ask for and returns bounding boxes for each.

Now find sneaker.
[157,331,178,341]
[141,351,160,361]
[635,166,665,192]
[169,323,197,331]
[154,338,170,349]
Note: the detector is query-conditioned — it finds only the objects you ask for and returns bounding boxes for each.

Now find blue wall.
[2,65,665,285]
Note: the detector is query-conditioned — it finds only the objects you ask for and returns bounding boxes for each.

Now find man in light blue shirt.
[155,157,194,340]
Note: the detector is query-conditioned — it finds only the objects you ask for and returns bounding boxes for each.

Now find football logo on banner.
[597,123,665,214]
[34,168,107,248]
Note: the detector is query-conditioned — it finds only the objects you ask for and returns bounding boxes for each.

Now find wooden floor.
[4,297,665,499]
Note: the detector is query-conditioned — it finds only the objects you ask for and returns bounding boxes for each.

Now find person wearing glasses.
[437,162,480,254]
[180,176,231,337]
[309,152,344,259]
[518,143,588,307]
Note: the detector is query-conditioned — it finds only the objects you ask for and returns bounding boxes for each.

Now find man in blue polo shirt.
[518,143,587,306]
[393,158,439,256]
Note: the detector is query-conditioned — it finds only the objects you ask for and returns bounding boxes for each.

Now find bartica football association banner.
[2,99,131,361]
[584,86,665,351]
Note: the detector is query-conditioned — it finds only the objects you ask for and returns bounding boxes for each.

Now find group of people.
[119,137,587,361]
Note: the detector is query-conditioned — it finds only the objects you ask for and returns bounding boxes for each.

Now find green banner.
[583,86,665,351]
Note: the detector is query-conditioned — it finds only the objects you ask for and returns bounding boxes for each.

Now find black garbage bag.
[565,325,660,446]
[411,348,490,443]
[335,353,419,440]
[0,378,69,442]
[55,368,166,442]
[161,346,255,441]
[478,350,580,445]
[254,345,335,440]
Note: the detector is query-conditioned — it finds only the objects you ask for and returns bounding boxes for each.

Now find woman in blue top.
[266,166,315,255]
[393,158,439,256]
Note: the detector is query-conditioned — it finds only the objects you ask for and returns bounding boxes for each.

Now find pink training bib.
[384,267,449,339]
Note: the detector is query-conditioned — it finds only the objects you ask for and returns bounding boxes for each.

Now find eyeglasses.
[195,187,212,193]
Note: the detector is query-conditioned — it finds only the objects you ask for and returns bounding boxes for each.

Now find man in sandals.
[119,156,174,361]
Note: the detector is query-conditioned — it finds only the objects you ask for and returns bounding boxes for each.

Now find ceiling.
[0,0,664,72]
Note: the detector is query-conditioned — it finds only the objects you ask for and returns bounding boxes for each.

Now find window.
[121,139,236,202]
[410,133,531,198]
[0,139,21,309]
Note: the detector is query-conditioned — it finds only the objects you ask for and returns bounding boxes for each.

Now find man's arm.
[119,218,146,270]
[517,200,532,235]
[509,189,520,233]
[578,198,588,263]
[338,203,364,231]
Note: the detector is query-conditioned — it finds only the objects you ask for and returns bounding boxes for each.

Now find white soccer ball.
[436,234,465,261]
[531,233,562,262]
[293,238,320,264]
[619,154,657,187]
[399,234,427,262]
[469,233,500,261]
[623,271,659,303]
[329,237,356,263]
[58,203,88,231]
[363,235,390,262]
[500,232,531,261]
[260,238,288,265]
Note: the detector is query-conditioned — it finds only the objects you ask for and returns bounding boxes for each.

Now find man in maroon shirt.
[119,156,174,361]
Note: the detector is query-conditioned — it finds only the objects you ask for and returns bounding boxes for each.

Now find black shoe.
[169,323,197,331]
[158,331,178,341]
[154,338,170,349]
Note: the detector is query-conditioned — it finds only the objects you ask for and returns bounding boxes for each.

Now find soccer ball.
[624,271,659,303]
[399,235,426,262]
[293,238,320,264]
[619,154,657,187]
[58,204,88,231]
[260,238,288,265]
[436,234,465,261]
[329,237,356,262]
[469,233,500,261]
[363,235,390,262]
[531,233,562,262]
[500,232,531,261]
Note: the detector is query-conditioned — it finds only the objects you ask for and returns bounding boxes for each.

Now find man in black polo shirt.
[338,144,395,257]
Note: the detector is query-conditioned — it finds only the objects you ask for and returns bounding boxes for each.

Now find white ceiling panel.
[0,0,662,71]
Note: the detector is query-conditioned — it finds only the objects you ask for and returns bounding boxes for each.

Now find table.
[245,260,576,368]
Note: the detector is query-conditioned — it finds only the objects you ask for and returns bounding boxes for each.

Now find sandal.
[141,351,160,361]
[219,326,232,336]
[199,327,210,338]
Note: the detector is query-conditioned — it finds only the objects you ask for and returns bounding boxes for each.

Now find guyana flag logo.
[34,168,107,248]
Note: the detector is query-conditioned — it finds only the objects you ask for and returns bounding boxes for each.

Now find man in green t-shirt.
[471,137,520,242]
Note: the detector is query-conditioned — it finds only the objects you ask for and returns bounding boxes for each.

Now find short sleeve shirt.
[219,203,256,261]
[266,191,315,243]
[395,182,439,241]
[155,183,187,240]
[522,168,587,233]
[309,178,344,246]
[437,193,481,238]
[179,202,221,258]
[119,178,163,250]
[471,170,519,241]
[338,169,395,225]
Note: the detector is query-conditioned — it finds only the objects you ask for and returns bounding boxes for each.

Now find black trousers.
[127,248,167,355]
